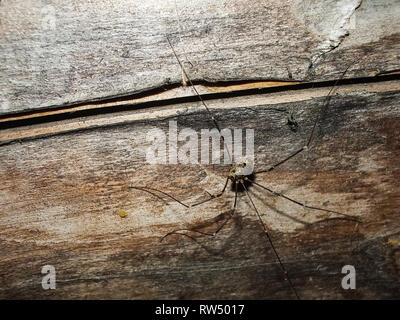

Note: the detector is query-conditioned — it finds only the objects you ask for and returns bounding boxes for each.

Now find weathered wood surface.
[1,0,400,115]
[1,0,400,300]
[0,81,399,299]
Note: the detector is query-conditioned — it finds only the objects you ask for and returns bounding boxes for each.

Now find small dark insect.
[287,110,299,132]
[131,36,360,300]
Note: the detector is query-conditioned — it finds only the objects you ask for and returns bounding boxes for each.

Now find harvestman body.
[131,37,361,299]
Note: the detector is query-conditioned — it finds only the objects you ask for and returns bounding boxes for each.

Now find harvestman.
[131,37,361,299]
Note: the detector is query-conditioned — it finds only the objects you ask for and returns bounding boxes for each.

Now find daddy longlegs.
[131,36,361,300]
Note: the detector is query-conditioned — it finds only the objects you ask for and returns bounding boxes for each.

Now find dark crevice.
[0,73,399,131]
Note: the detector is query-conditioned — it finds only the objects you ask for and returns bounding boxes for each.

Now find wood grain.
[1,0,400,115]
[0,0,399,300]
[0,84,399,299]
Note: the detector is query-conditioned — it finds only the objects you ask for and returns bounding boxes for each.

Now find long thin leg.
[161,181,239,241]
[142,37,232,213]
[191,177,229,207]
[255,64,353,175]
[131,177,230,208]
[254,147,305,174]
[166,36,232,163]
[306,64,353,148]
[249,179,360,222]
[166,36,222,133]
[130,186,189,208]
[240,182,300,300]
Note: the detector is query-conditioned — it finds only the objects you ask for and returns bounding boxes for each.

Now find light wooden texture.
[1,0,400,114]
[1,81,400,299]
[0,0,400,300]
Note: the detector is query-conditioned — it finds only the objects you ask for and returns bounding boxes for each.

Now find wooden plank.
[1,0,400,115]
[0,82,399,299]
